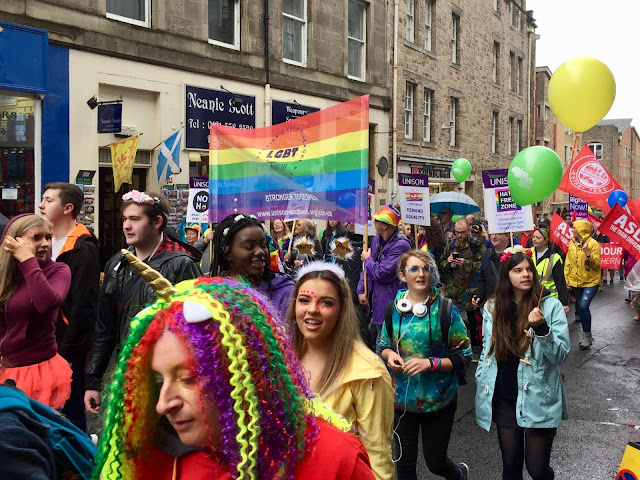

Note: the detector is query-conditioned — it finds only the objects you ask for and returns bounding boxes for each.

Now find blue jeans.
[573,286,598,333]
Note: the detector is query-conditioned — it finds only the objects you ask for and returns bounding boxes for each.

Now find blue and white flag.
[157,129,182,182]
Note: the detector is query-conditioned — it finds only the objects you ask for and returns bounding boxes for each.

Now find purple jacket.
[256,272,295,321]
[357,229,411,325]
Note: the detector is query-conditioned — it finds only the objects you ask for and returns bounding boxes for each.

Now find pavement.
[414,279,640,479]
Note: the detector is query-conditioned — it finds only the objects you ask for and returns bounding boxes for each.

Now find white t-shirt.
[51,235,69,261]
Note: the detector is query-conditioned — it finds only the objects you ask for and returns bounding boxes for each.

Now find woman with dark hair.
[210,213,294,315]
[475,248,569,480]
[417,217,447,282]
[320,220,347,261]
[287,263,395,480]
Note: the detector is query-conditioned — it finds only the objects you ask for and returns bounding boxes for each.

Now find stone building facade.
[1,0,391,261]
[392,0,537,210]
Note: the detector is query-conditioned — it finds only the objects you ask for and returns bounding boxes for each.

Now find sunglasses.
[405,265,431,275]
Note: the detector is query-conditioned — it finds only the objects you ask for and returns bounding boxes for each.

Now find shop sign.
[97,103,122,134]
[185,85,255,150]
[271,101,319,125]
[0,21,48,93]
[410,164,452,180]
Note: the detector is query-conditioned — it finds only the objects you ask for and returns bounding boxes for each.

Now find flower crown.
[122,190,159,205]
[500,245,533,263]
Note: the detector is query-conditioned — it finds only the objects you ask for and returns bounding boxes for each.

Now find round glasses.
[405,265,431,275]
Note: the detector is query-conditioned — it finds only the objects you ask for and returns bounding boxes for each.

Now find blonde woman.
[284,218,323,271]
[288,263,395,480]
[0,214,72,408]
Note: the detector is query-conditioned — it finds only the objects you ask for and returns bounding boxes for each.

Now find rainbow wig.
[93,275,350,480]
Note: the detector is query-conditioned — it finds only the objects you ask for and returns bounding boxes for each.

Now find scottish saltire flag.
[156,129,182,182]
[208,96,369,223]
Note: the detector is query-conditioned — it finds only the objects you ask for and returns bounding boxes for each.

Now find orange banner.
[111,135,139,192]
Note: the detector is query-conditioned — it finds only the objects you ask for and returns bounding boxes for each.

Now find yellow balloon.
[548,57,616,133]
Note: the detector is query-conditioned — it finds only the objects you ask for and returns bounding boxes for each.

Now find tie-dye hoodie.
[379,288,472,413]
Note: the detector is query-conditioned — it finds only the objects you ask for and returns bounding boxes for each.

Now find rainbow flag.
[208,96,369,223]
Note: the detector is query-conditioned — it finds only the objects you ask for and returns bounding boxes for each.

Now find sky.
[527,0,640,122]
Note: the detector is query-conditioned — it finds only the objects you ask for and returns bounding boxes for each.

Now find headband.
[296,261,346,281]
[500,245,533,263]
[535,228,550,241]
[122,190,159,205]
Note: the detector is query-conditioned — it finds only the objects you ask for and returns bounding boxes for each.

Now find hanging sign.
[97,103,122,134]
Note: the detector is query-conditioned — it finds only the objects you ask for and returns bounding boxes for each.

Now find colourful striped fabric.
[208,96,369,223]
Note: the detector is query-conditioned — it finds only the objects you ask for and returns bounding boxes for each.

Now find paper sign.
[569,194,588,220]
[482,169,533,233]
[187,177,209,223]
[398,173,430,226]
[1,188,17,200]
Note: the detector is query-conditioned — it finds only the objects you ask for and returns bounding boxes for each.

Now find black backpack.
[384,296,467,386]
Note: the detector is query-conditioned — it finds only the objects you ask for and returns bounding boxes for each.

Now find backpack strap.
[439,296,452,345]
[384,302,395,345]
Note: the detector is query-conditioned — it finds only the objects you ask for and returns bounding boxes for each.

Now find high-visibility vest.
[534,251,562,299]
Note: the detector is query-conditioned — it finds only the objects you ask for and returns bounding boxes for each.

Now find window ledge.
[448,145,461,152]
[404,39,421,51]
[208,38,240,51]
[403,138,421,146]
[348,75,366,82]
[450,62,461,71]
[422,141,436,148]
[491,152,500,158]
[424,49,437,60]
[283,58,307,68]
[106,12,150,28]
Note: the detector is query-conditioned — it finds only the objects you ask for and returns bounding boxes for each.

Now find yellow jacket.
[322,341,395,480]
[564,220,601,287]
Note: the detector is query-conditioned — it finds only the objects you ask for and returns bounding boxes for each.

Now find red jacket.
[135,420,375,480]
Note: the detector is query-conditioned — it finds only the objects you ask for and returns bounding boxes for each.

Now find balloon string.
[537,254,552,309]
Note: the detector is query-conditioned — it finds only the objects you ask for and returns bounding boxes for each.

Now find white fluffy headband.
[295,261,346,281]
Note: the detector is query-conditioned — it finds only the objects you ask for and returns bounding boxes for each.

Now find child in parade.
[0,214,72,408]
[288,263,395,480]
[184,223,202,246]
[475,248,569,480]
[530,228,569,315]
[210,213,294,315]
[379,250,471,480]
[284,219,324,271]
[94,252,375,480]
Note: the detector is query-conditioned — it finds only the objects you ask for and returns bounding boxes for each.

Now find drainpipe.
[527,25,534,147]
[264,0,271,126]
[391,0,399,199]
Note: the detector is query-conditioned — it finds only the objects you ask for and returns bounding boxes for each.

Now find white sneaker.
[579,332,593,349]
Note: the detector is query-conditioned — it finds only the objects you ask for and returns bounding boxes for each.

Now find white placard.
[398,173,430,226]
[482,169,534,233]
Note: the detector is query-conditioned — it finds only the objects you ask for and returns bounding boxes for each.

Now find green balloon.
[507,146,564,206]
[452,158,472,183]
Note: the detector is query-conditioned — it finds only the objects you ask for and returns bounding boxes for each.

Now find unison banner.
[550,212,574,254]
[187,177,209,223]
[398,173,430,226]
[482,169,533,233]
[208,96,369,223]
[598,204,640,262]
[600,243,623,269]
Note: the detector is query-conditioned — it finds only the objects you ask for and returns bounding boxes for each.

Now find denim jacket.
[475,295,570,431]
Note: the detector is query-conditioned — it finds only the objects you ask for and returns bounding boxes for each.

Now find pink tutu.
[0,353,72,409]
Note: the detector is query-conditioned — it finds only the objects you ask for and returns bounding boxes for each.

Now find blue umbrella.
[430,191,480,216]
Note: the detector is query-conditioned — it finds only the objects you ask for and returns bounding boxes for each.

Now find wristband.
[433,357,440,371]
[428,357,434,370]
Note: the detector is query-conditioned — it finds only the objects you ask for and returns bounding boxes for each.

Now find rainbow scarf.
[208,96,369,224]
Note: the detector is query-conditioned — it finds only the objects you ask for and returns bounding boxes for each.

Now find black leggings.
[497,425,557,480]
[394,402,461,480]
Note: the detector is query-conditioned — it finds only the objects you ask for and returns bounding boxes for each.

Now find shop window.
[0,94,36,219]
[107,0,151,28]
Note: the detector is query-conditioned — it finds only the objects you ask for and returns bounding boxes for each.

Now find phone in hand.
[452,252,462,260]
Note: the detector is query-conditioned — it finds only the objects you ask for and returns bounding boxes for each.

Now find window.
[425,0,433,51]
[492,42,500,83]
[588,142,603,160]
[209,0,240,49]
[423,88,432,142]
[508,117,514,155]
[406,0,415,42]
[536,105,541,118]
[107,0,150,27]
[517,56,523,95]
[348,0,367,80]
[510,0,521,30]
[515,119,522,153]
[544,105,549,119]
[451,14,459,64]
[565,145,572,164]
[494,0,499,12]
[449,97,458,146]
[491,112,498,153]
[283,0,307,64]
[405,83,414,139]
[509,52,515,92]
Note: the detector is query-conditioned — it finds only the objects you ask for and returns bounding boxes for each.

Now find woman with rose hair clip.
[210,213,294,316]
[287,262,395,480]
[94,251,375,480]
[475,247,569,480]
[0,214,72,408]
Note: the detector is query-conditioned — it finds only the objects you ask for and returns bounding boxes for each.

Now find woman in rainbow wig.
[94,250,375,480]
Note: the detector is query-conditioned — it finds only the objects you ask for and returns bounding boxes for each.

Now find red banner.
[559,144,624,213]
[600,243,623,269]
[587,213,601,230]
[550,212,574,254]
[599,204,640,262]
